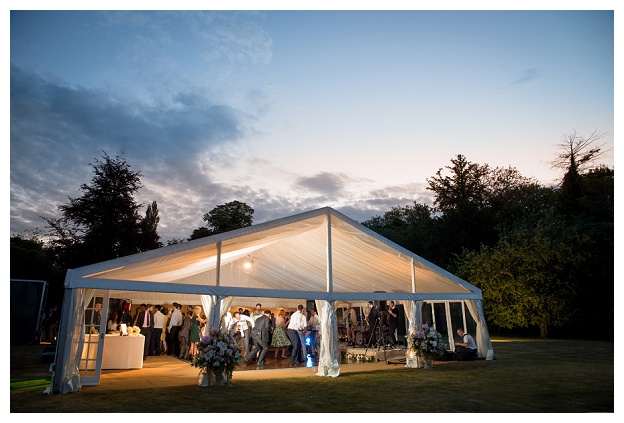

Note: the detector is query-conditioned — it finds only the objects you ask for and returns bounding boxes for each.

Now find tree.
[10,234,56,281]
[426,154,490,213]
[10,231,66,307]
[188,227,212,241]
[189,200,254,240]
[551,130,608,215]
[43,152,160,267]
[578,165,614,222]
[139,201,163,250]
[455,210,588,338]
[426,155,495,264]
[362,202,435,260]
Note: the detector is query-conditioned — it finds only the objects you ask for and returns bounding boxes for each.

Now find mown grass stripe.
[10,377,51,391]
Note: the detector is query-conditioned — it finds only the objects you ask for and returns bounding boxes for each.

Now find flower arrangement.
[406,324,447,361]
[341,351,378,362]
[191,329,243,376]
[130,326,141,336]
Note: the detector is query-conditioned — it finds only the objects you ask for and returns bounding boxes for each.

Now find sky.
[7,2,617,244]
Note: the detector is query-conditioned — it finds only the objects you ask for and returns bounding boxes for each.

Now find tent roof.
[65,207,481,307]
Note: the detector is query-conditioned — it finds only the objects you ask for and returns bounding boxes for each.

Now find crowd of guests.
[109,302,201,361]
[224,303,321,367]
[106,302,323,365]
[74,299,476,364]
[105,300,481,366]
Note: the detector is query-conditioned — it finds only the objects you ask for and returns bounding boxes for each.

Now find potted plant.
[405,324,447,368]
[191,329,243,386]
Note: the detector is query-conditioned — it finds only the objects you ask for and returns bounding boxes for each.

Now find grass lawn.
[9,337,613,413]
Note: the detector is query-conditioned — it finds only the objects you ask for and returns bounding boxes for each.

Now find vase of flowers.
[198,373,211,386]
[405,324,447,369]
[191,329,243,386]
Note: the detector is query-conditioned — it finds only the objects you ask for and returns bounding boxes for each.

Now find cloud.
[9,65,254,238]
[509,68,540,86]
[9,64,436,243]
[293,171,350,195]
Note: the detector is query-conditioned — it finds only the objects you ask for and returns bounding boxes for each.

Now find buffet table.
[81,334,145,369]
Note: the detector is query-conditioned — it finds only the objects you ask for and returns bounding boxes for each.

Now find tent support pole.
[461,301,467,332]
[411,258,416,293]
[215,241,222,286]
[445,301,454,349]
[326,212,333,293]
[209,242,222,332]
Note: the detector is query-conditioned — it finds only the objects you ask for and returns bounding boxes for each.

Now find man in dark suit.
[136,304,154,360]
[366,301,380,347]
[245,310,272,366]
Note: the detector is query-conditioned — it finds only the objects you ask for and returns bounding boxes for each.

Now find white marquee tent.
[51,207,493,393]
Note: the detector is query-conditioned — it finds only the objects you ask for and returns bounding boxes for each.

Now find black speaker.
[396,305,407,345]
[376,300,387,311]
[306,300,315,313]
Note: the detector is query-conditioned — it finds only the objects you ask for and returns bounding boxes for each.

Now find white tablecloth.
[81,334,145,369]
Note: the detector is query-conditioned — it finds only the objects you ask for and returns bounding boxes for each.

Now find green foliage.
[362,203,434,257]
[140,201,163,250]
[455,210,589,337]
[426,154,490,213]
[190,200,254,240]
[43,152,161,268]
[10,235,56,280]
[365,143,612,339]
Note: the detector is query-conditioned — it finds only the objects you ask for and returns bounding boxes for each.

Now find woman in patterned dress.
[189,306,205,357]
[271,309,291,359]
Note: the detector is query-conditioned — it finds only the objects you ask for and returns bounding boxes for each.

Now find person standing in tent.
[271,309,291,359]
[287,304,308,366]
[106,312,119,333]
[366,301,380,347]
[387,301,399,348]
[160,306,170,355]
[230,311,255,358]
[151,305,165,356]
[167,303,183,357]
[189,306,206,358]
[119,308,132,326]
[245,310,272,366]
[137,304,154,360]
[252,303,263,321]
[179,311,191,360]
[344,304,358,346]
[308,308,321,357]
[132,305,144,326]
[91,302,102,334]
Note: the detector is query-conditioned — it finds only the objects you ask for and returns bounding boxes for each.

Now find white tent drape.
[401,300,423,368]
[465,299,494,359]
[315,300,340,377]
[202,295,235,334]
[53,288,93,393]
[217,296,234,331]
[402,300,422,334]
[200,295,214,336]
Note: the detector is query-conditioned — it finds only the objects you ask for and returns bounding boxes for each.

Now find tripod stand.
[364,307,389,361]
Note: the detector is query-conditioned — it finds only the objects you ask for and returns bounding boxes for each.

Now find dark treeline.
[362,133,613,340]
[11,132,613,340]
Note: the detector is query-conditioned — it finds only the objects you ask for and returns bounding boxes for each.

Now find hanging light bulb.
[243,255,254,271]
